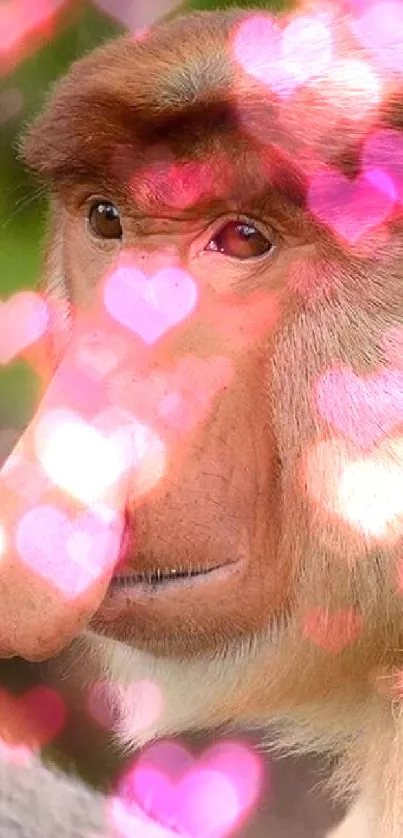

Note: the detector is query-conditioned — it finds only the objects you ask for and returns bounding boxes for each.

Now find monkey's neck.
[1,624,397,798]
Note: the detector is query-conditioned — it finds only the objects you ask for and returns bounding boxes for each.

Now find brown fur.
[4,6,403,836]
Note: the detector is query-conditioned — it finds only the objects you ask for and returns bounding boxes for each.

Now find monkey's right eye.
[88,201,123,240]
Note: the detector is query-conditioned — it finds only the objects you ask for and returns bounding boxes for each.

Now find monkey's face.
[39,156,298,657]
[23,10,403,662]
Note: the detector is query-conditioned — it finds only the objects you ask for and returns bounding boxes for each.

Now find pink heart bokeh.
[305,437,403,541]
[74,329,129,380]
[351,0,403,76]
[308,167,396,244]
[314,364,403,449]
[16,504,123,599]
[0,291,49,365]
[34,410,132,506]
[232,13,333,98]
[303,607,364,654]
[0,685,65,749]
[113,739,263,838]
[309,57,382,122]
[34,406,166,506]
[103,266,198,345]
[109,796,178,838]
[87,679,163,737]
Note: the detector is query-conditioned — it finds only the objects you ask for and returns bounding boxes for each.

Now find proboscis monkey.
[2,5,403,838]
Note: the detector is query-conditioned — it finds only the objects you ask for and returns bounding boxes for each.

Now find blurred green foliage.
[0,0,287,429]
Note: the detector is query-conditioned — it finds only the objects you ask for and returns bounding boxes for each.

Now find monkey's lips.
[92,556,246,652]
[107,561,236,594]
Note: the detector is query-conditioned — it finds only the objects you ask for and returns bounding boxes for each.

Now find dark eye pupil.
[89,201,122,239]
[211,221,272,259]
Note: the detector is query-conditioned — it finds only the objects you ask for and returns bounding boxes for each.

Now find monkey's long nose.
[0,533,119,661]
[0,332,130,662]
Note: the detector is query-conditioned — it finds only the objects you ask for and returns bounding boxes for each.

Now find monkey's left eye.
[88,201,122,240]
[205,220,273,260]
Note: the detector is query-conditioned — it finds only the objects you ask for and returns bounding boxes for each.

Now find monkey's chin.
[89,556,272,657]
[89,556,254,658]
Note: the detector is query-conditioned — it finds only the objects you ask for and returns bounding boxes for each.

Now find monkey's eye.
[88,201,123,240]
[205,220,273,260]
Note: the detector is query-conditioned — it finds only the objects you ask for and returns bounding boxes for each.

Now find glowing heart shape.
[92,409,167,499]
[34,407,165,505]
[104,266,198,345]
[306,437,403,540]
[16,505,123,598]
[0,686,65,750]
[314,364,403,448]
[87,679,163,737]
[114,740,263,838]
[352,1,403,76]
[303,607,363,654]
[0,292,49,365]
[232,13,333,97]
[110,798,178,838]
[308,167,396,244]
[310,58,382,121]
[35,410,131,505]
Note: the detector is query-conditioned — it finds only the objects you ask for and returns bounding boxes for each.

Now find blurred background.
[0,0,289,431]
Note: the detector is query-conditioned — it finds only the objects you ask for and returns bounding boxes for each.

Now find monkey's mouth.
[108,563,226,592]
[90,559,244,640]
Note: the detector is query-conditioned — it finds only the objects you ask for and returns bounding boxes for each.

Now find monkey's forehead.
[21,8,402,203]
